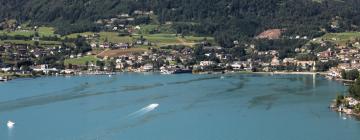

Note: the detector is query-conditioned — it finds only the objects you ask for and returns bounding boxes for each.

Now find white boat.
[0,76,9,82]
[7,120,15,128]
[160,69,173,74]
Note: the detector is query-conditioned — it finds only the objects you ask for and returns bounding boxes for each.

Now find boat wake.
[128,103,159,118]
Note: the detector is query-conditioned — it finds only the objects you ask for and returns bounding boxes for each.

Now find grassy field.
[1,25,215,48]
[0,26,59,46]
[0,27,56,37]
[99,32,133,43]
[136,24,174,34]
[65,32,94,38]
[37,27,56,36]
[134,34,181,44]
[0,40,61,46]
[0,30,34,36]
[65,32,134,43]
[313,32,360,45]
[64,55,99,66]
[133,34,214,47]
[97,48,147,58]
[65,31,213,47]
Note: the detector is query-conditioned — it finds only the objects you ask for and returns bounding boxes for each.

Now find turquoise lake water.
[0,73,359,140]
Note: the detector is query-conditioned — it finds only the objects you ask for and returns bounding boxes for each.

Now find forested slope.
[1,0,360,46]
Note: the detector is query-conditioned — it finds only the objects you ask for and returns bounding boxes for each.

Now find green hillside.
[1,0,360,46]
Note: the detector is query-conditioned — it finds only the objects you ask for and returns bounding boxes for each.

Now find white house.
[200,61,216,67]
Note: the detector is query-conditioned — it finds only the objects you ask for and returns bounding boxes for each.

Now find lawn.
[64,55,99,66]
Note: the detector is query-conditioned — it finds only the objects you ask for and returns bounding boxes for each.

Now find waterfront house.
[346,97,360,107]
[231,62,243,70]
[283,58,296,65]
[33,64,58,74]
[1,67,11,72]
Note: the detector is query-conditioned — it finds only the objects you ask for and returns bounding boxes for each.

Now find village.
[1,25,360,81]
[1,10,360,87]
[0,31,358,77]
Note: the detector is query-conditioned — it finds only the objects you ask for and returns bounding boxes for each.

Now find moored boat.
[0,76,10,82]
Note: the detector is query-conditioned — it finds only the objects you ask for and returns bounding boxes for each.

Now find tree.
[229,47,246,59]
[347,69,359,80]
[68,63,73,69]
[341,69,359,80]
[96,60,105,71]
[341,69,347,79]
[109,60,116,72]
[349,78,360,99]
[85,61,89,70]
[34,41,40,47]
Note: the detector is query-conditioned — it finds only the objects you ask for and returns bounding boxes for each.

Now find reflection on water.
[8,127,14,140]
[223,81,246,92]
[248,94,279,110]
[121,83,164,92]
[167,76,219,85]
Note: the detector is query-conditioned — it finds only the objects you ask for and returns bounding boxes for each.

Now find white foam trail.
[128,103,159,118]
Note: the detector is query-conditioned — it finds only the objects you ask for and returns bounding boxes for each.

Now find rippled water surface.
[0,73,359,140]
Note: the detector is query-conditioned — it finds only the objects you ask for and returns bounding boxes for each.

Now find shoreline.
[330,101,360,118]
[1,71,328,82]
[253,71,325,75]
